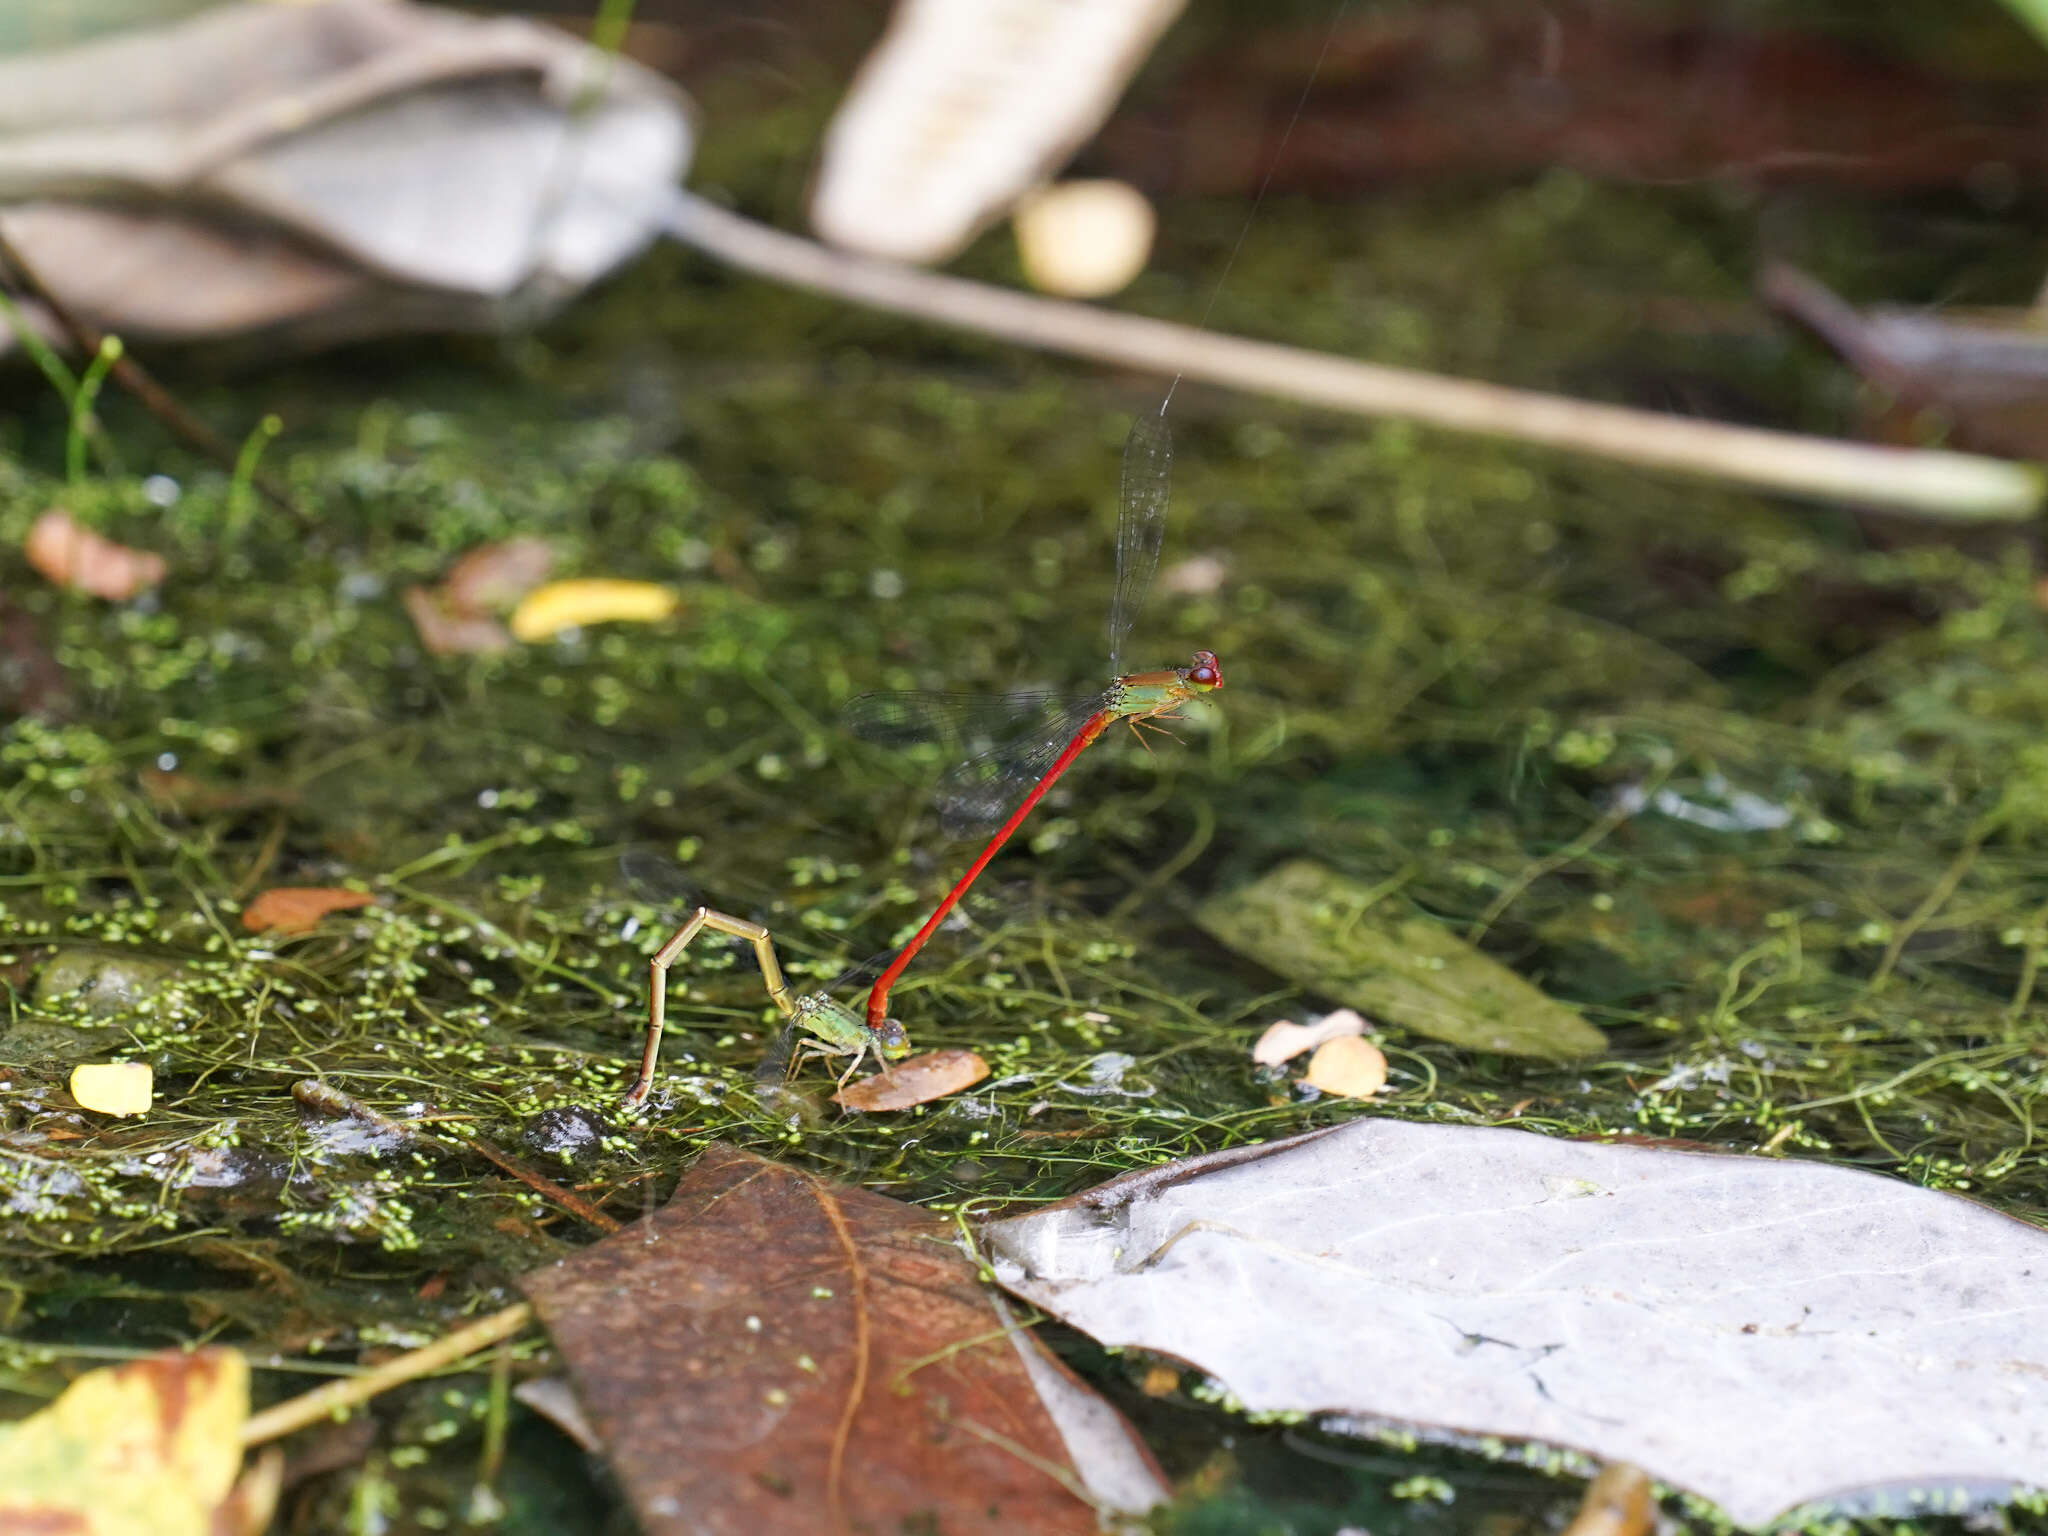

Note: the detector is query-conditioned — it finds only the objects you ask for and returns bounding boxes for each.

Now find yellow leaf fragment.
[510,579,678,642]
[0,1348,250,1536]
[1303,1036,1388,1099]
[70,1060,154,1116]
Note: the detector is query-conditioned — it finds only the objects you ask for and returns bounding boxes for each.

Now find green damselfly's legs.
[621,904,909,1107]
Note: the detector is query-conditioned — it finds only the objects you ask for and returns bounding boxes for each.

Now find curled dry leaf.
[241,886,375,935]
[832,1047,990,1111]
[139,768,298,815]
[70,1061,154,1117]
[442,537,554,616]
[0,3,692,356]
[24,510,167,599]
[1252,1007,1366,1067]
[1303,1035,1388,1099]
[509,579,678,642]
[401,584,510,657]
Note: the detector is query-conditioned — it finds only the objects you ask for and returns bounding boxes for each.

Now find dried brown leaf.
[521,1143,1162,1536]
[139,768,298,815]
[832,1047,989,1111]
[442,537,555,616]
[24,509,167,599]
[0,589,72,718]
[241,887,375,935]
[402,584,511,657]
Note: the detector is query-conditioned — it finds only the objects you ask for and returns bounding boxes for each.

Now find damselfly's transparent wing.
[845,688,1106,835]
[930,692,1112,835]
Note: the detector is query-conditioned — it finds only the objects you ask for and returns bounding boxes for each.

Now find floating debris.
[833,1047,990,1111]
[69,1061,153,1117]
[509,578,678,642]
[1252,1007,1366,1067]
[811,0,1184,263]
[1302,1036,1388,1099]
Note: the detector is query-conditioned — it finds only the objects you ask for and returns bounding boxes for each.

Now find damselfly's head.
[1179,650,1223,693]
[870,1017,913,1061]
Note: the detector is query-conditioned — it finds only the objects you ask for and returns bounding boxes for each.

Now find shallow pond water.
[4,8,2048,1530]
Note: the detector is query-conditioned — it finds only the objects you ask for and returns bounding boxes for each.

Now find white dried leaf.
[0,0,692,350]
[811,0,1183,264]
[985,1119,2048,1527]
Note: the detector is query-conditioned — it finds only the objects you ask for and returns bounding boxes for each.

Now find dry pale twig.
[661,190,2043,521]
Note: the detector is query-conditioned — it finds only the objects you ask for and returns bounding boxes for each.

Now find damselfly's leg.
[834,1037,872,1093]
[624,908,798,1108]
[785,1034,886,1098]
[1126,713,1184,752]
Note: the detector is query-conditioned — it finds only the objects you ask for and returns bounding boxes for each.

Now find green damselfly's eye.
[873,1018,912,1059]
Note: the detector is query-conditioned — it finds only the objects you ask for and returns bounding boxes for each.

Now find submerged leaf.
[241,886,375,934]
[521,1143,1164,1534]
[984,1119,2048,1528]
[1198,860,1606,1059]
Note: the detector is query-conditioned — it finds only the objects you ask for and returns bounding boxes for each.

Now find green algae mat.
[2,167,2046,1531]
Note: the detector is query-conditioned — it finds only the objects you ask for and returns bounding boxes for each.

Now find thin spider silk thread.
[1160,0,1354,417]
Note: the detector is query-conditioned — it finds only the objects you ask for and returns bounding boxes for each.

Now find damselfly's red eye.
[1187,651,1222,688]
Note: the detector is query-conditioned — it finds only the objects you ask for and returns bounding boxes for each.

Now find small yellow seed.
[509,579,678,642]
[70,1061,153,1116]
[1013,180,1155,298]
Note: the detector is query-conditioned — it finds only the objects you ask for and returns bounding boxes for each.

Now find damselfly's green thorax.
[791,993,911,1072]
[1107,649,1223,727]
